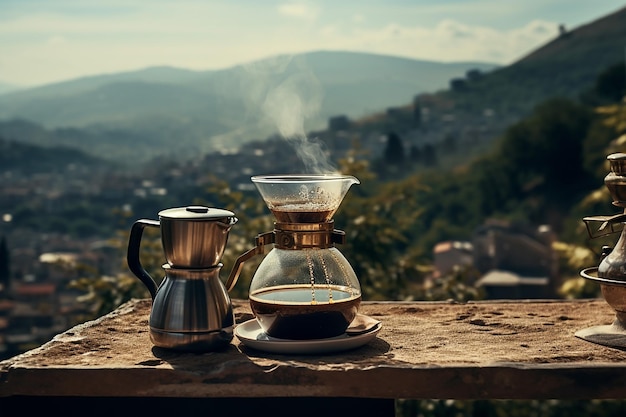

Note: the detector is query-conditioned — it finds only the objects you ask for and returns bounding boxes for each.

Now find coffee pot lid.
[158,206,235,221]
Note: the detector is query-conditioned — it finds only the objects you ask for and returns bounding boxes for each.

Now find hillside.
[438,5,626,117]
[0,82,21,95]
[0,135,113,175]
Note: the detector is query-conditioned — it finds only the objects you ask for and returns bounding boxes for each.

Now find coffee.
[270,203,334,223]
[249,285,361,340]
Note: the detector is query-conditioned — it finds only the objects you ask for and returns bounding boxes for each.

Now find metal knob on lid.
[158,206,236,222]
[187,206,209,214]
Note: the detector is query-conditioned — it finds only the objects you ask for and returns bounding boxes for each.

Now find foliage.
[361,91,622,305]
[593,62,626,103]
[554,241,602,299]
[415,96,615,246]
[395,399,626,417]
[597,102,626,140]
[581,113,624,184]
[422,265,484,302]
[556,100,626,298]
[70,273,147,318]
[69,229,158,316]
[335,155,432,300]
[0,136,110,173]
[383,131,406,165]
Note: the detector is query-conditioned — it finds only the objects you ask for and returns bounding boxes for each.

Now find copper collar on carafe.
[225,221,347,291]
[273,220,346,250]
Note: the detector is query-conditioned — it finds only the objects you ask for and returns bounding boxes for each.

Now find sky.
[1,0,625,87]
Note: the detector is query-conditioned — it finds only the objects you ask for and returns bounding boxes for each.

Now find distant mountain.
[0,118,198,165]
[0,52,497,159]
[437,5,626,116]
[0,134,113,175]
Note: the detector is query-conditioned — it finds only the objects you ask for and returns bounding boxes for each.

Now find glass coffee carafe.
[226,174,361,340]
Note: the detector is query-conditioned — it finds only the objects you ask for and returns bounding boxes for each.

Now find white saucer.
[235,316,382,354]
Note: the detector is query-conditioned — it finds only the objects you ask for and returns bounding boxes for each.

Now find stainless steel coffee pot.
[127,205,238,352]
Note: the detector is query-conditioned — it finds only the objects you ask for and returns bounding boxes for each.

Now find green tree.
[335,156,433,300]
[421,143,437,167]
[594,62,626,102]
[383,131,405,165]
[497,98,592,190]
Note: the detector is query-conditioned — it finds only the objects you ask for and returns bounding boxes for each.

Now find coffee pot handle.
[225,231,275,292]
[127,219,161,300]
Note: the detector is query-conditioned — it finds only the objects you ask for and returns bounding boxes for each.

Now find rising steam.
[240,55,337,174]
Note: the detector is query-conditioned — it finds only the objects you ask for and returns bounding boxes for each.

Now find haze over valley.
[0,51,499,162]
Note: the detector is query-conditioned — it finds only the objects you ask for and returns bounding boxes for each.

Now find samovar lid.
[608,153,626,175]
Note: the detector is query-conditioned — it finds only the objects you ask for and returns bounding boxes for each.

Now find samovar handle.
[225,231,275,292]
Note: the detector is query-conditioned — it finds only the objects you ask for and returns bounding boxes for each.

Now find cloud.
[436,19,476,39]
[522,19,555,36]
[0,1,564,85]
[316,18,559,64]
[352,14,365,23]
[46,35,68,45]
[277,2,319,20]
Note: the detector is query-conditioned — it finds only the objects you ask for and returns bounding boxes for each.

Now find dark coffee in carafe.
[249,284,361,339]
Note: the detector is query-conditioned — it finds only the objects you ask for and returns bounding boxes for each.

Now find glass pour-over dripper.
[252,174,359,223]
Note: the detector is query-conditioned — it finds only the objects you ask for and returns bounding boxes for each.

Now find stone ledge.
[1,298,626,400]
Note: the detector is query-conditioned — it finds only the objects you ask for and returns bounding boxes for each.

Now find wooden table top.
[2,298,626,400]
